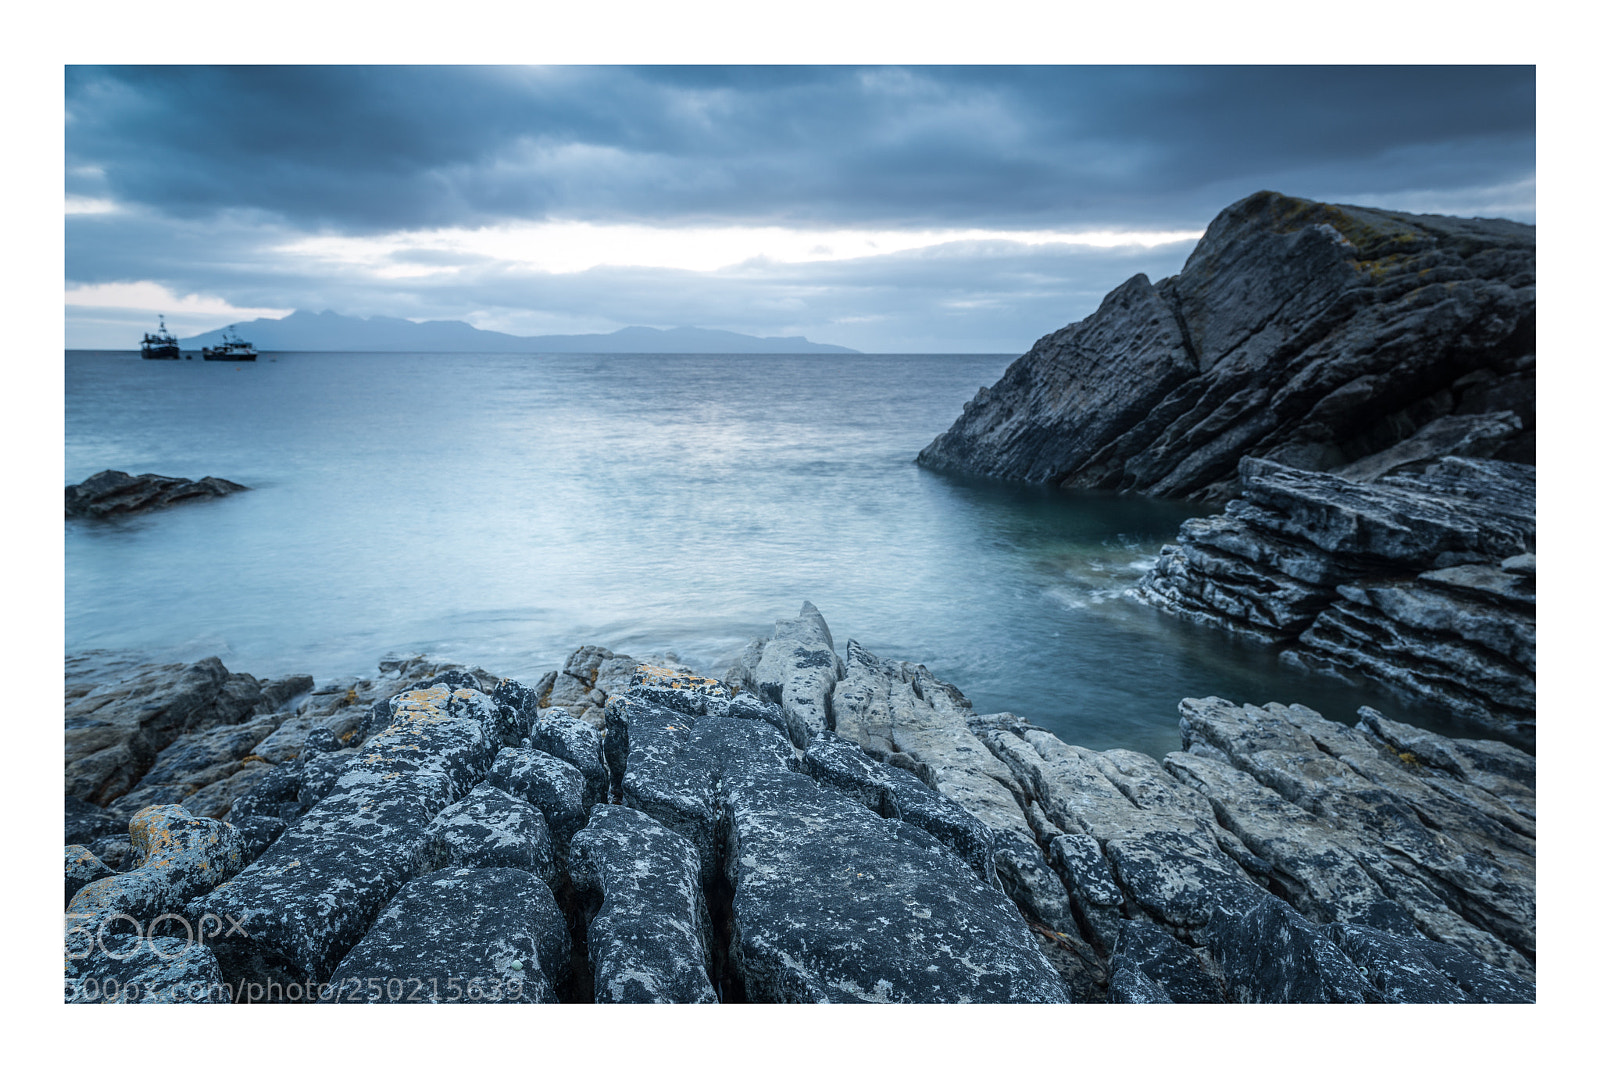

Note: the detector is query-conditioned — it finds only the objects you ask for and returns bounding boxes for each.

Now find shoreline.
[65,602,1535,1003]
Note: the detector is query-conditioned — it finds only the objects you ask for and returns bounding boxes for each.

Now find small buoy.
[510,960,524,971]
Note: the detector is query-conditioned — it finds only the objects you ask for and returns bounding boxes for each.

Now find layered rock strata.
[65,469,250,519]
[1135,455,1535,735]
[64,603,1533,1003]
[918,191,1534,502]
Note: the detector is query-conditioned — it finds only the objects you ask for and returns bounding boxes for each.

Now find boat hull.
[202,352,257,361]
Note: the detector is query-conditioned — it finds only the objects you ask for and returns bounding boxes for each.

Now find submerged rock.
[919,191,1534,502]
[65,469,250,519]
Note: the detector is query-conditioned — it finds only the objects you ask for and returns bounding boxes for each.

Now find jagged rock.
[65,936,227,1003]
[485,747,589,854]
[65,795,119,846]
[1136,456,1536,733]
[800,729,997,883]
[529,708,608,810]
[724,769,1067,1003]
[65,845,114,907]
[610,703,793,885]
[1332,410,1523,482]
[110,714,287,819]
[1328,922,1535,1004]
[723,601,843,746]
[1176,696,1533,980]
[67,806,247,929]
[423,781,556,881]
[1047,834,1123,951]
[65,469,250,519]
[65,655,303,808]
[192,771,457,993]
[569,805,718,1004]
[919,191,1534,502]
[188,686,507,995]
[1208,894,1381,1003]
[323,867,568,1003]
[62,612,1536,1004]
[1108,919,1225,1003]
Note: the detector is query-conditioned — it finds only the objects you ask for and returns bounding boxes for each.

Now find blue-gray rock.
[65,469,250,519]
[569,805,718,1004]
[323,867,568,1003]
[1328,922,1534,1004]
[190,770,456,992]
[800,729,996,883]
[65,935,228,1003]
[485,746,589,853]
[65,796,119,846]
[1208,894,1380,1003]
[530,708,608,810]
[423,781,556,881]
[724,770,1067,1003]
[65,845,114,908]
[919,192,1534,502]
[1108,919,1225,1004]
[1137,456,1536,734]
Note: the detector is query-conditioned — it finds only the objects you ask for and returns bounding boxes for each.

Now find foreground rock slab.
[63,601,1534,1003]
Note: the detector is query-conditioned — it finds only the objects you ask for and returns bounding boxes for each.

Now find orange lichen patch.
[633,664,723,691]
[239,753,267,766]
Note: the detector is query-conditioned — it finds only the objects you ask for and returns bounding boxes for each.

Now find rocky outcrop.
[63,604,1534,1003]
[724,604,1533,1002]
[65,469,250,518]
[918,191,1534,502]
[1135,455,1535,735]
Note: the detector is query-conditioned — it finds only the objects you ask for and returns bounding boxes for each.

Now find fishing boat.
[139,315,181,359]
[201,329,258,362]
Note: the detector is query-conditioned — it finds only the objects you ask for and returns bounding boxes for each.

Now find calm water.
[66,350,1476,756]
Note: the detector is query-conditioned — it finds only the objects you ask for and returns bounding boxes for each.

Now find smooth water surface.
[66,350,1468,756]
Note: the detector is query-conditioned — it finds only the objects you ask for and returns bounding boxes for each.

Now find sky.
[63,64,1536,352]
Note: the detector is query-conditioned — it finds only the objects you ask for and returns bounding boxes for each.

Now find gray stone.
[724,770,1067,1003]
[1208,894,1380,1004]
[569,805,718,1004]
[530,707,608,810]
[323,867,568,1003]
[485,746,589,853]
[423,781,556,881]
[1109,919,1225,1003]
[920,192,1534,503]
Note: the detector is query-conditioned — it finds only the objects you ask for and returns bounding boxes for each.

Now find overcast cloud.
[65,65,1535,351]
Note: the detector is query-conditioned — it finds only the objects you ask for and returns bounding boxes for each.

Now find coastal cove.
[67,348,1482,758]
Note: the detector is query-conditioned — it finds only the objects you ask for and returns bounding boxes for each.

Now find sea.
[65,349,1486,758]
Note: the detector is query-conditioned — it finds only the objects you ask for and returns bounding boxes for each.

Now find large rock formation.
[65,469,250,518]
[63,604,1533,1003]
[918,191,1534,503]
[1135,456,1535,736]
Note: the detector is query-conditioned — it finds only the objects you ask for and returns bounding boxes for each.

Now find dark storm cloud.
[66,65,1534,233]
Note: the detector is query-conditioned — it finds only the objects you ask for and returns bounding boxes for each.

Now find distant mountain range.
[180,310,860,354]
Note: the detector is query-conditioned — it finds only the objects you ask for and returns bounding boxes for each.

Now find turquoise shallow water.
[66,349,1477,756]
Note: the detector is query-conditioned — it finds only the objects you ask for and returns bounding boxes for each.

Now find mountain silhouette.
[180,310,859,354]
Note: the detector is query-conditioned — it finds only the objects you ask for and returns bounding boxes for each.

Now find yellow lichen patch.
[239,753,267,766]
[1398,751,1420,766]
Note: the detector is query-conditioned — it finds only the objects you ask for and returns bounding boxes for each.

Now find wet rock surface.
[62,604,1534,1003]
[1135,456,1535,735]
[65,469,251,519]
[918,191,1534,503]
